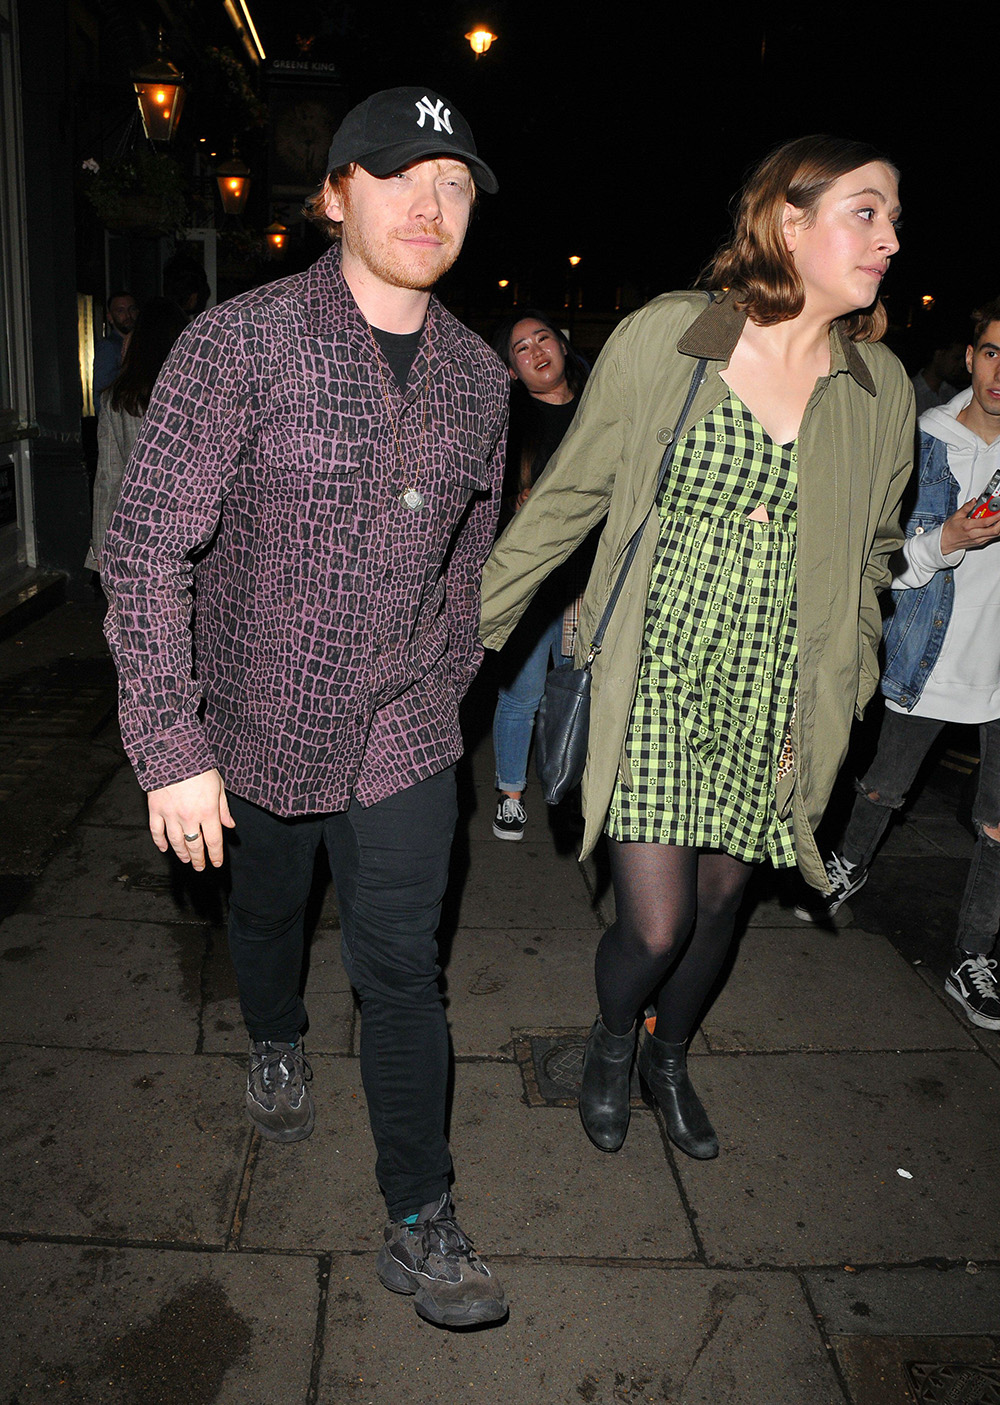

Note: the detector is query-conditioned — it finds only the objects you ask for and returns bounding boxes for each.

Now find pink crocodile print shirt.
[102,246,508,815]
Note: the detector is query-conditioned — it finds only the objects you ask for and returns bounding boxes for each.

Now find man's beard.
[343,218,460,292]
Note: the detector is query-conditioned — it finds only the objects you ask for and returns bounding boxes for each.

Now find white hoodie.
[887,389,1000,722]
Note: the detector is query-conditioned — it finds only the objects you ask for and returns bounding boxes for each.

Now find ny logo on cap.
[414,95,453,134]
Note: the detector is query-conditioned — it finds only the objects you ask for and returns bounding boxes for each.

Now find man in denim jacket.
[798,297,1000,1029]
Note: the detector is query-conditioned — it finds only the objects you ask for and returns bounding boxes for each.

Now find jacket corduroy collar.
[676,289,878,397]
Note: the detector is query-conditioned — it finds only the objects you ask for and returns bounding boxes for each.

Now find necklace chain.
[367,319,432,511]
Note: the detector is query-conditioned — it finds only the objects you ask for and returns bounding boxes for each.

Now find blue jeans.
[226,768,457,1219]
[841,709,1000,957]
[493,611,572,793]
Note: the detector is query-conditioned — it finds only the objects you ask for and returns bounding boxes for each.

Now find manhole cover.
[906,1363,1000,1405]
[511,1029,644,1107]
[541,1041,583,1091]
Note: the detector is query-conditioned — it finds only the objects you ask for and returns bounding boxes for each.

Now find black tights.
[595,840,754,1042]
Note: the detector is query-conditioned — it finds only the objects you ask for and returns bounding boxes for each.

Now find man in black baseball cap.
[102,85,508,1332]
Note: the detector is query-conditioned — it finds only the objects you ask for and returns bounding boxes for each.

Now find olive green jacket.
[479,291,915,888]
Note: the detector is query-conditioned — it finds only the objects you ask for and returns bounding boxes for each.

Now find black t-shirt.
[527,397,578,485]
[370,324,423,392]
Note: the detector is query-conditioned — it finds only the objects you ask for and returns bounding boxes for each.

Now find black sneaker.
[945,955,1000,1030]
[376,1193,508,1328]
[246,1039,314,1143]
[793,851,868,922]
[492,796,526,842]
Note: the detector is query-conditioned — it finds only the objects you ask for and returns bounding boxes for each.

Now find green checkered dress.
[606,390,798,866]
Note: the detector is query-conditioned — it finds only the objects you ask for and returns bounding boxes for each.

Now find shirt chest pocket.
[443,433,492,494]
[256,408,369,479]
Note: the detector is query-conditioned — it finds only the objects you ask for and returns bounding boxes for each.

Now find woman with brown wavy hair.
[480,136,914,1161]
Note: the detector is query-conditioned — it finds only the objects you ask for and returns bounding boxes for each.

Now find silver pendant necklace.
[368,319,431,512]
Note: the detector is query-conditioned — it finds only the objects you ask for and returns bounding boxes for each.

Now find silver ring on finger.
[182,832,200,842]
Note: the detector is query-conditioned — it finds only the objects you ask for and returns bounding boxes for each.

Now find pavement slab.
[0,1240,318,1405]
[80,760,153,828]
[447,1063,694,1261]
[453,840,599,929]
[1,1048,249,1243]
[22,824,228,926]
[804,1265,1000,1335]
[238,1054,383,1253]
[700,924,976,1053]
[319,1261,844,1405]
[0,913,207,1051]
[672,1050,1000,1266]
[443,926,598,1056]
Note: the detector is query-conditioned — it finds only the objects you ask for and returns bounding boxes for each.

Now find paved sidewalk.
[1,605,999,1405]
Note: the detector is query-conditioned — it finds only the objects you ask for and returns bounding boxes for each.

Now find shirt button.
[656,428,674,445]
[356,712,365,725]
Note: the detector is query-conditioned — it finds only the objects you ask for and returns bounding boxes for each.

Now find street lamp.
[216,145,251,216]
[264,221,288,256]
[132,31,186,145]
[466,27,497,56]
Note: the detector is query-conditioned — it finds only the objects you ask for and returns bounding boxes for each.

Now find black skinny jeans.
[226,767,458,1220]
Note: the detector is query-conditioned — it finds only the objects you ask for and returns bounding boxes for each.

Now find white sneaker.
[794,852,868,922]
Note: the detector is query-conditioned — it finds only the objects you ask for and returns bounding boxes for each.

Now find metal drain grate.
[511,1028,643,1107]
[906,1363,1000,1405]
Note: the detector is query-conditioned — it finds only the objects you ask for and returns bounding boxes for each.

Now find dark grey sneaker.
[794,851,868,922]
[246,1039,314,1143]
[945,955,1000,1030]
[376,1193,507,1328]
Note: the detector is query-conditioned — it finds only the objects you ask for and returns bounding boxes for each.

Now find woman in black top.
[490,311,589,841]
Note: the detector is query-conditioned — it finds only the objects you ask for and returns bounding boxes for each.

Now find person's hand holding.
[939,499,1000,556]
[147,769,235,871]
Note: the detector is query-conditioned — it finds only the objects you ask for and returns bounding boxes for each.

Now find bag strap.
[585,349,709,664]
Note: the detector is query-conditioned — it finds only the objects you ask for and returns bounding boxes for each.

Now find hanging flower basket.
[82,149,190,234]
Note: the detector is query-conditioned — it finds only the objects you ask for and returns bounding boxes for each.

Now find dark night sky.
[246,1,995,338]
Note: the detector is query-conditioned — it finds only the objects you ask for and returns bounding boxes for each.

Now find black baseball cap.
[325,86,498,194]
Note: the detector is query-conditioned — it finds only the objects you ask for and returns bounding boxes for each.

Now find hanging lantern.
[216,146,251,216]
[465,27,497,56]
[132,31,186,145]
[264,221,287,256]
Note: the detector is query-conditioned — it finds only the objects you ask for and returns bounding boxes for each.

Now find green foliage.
[83,148,190,233]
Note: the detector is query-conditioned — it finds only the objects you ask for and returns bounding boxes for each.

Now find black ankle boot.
[637,1032,719,1160]
[578,1016,637,1152]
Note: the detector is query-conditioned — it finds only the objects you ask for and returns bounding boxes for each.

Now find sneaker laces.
[252,1042,312,1093]
[962,956,998,998]
[824,851,857,893]
[499,797,525,823]
[415,1198,481,1271]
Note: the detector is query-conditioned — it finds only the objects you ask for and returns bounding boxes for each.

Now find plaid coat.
[102,246,508,814]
